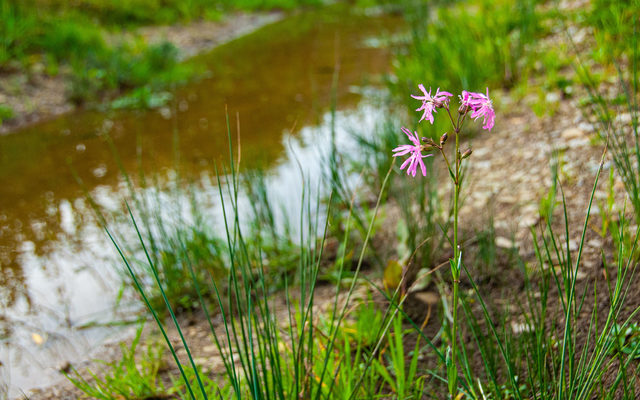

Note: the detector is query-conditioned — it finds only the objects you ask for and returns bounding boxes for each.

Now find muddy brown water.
[0,5,403,397]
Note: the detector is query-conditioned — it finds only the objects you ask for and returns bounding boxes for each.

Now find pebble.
[546,92,561,103]
[511,321,532,335]
[587,239,603,249]
[615,113,632,125]
[578,122,595,132]
[561,127,585,140]
[413,291,440,305]
[194,357,208,367]
[519,214,539,229]
[496,236,515,249]
[567,137,591,148]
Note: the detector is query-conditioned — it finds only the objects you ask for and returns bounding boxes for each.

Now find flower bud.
[461,148,473,159]
[440,132,448,146]
[458,104,469,114]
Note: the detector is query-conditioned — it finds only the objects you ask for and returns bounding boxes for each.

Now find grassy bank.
[0,0,322,117]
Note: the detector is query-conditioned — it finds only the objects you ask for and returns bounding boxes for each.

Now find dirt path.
[0,11,282,135]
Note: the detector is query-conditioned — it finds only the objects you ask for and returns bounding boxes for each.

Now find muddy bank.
[0,11,282,135]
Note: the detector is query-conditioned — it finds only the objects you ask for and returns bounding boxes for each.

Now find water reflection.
[0,5,401,396]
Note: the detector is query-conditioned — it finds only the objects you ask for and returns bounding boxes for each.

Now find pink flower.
[459,88,495,131]
[392,127,433,177]
[411,85,453,124]
[459,90,472,108]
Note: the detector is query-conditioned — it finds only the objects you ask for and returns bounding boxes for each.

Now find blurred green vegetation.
[0,0,323,107]
[392,0,640,126]
[0,104,13,126]
[588,0,640,66]
[393,0,545,135]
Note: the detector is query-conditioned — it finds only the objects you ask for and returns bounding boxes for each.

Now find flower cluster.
[393,85,495,177]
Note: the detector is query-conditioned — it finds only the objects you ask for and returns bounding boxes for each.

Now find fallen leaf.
[31,332,45,345]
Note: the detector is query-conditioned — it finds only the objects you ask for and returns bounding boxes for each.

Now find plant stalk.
[449,123,462,399]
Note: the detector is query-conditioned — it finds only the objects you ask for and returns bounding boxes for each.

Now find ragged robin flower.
[392,127,433,177]
[411,85,453,124]
[459,88,495,131]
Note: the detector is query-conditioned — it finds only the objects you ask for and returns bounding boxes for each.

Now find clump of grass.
[243,169,302,290]
[454,148,640,398]
[66,324,170,399]
[587,0,640,67]
[0,105,13,126]
[69,39,191,107]
[0,0,37,68]
[78,109,427,398]
[575,13,639,258]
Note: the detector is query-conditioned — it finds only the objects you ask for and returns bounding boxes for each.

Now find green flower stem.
[450,128,462,399]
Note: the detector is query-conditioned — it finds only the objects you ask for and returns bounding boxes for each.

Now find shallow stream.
[0,6,402,396]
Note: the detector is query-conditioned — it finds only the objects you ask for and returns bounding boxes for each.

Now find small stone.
[413,291,440,305]
[578,122,595,132]
[587,239,603,249]
[511,321,532,334]
[615,113,632,125]
[595,190,608,200]
[521,204,538,215]
[546,92,561,103]
[567,138,591,148]
[496,236,515,249]
[561,127,585,140]
[519,214,539,228]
